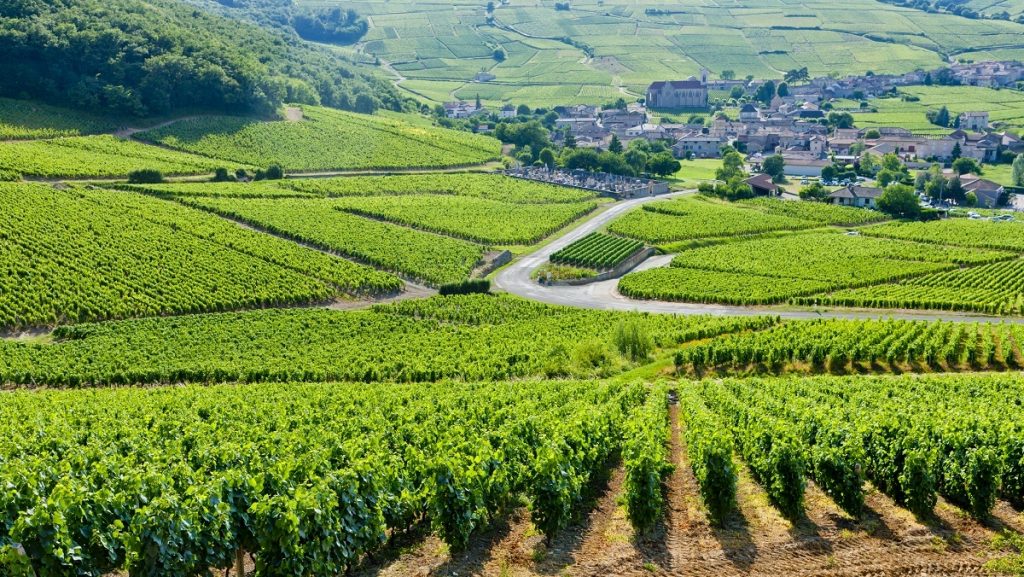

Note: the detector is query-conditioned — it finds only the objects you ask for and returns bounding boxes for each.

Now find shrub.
[438,279,490,296]
[127,169,164,184]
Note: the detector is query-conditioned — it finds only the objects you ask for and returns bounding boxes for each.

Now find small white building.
[499,104,517,119]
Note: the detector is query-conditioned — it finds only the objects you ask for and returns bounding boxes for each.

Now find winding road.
[494,192,1024,324]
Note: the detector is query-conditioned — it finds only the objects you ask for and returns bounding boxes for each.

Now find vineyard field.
[0,135,244,178]
[80,187,403,297]
[122,181,316,199]
[551,233,644,270]
[799,257,1024,315]
[0,183,343,332]
[332,194,598,244]
[669,230,1006,281]
[125,174,599,203]
[676,318,1024,375]
[617,230,1013,306]
[0,97,123,140]
[280,174,599,203]
[737,197,888,226]
[0,295,772,387]
[0,378,653,575]
[619,267,833,305]
[689,373,1024,521]
[137,106,501,171]
[863,219,1024,251]
[607,197,814,244]
[180,196,485,285]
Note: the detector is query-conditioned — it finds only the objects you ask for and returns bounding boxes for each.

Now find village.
[441,60,1024,211]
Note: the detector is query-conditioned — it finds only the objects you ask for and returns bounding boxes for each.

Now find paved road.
[494,194,1024,324]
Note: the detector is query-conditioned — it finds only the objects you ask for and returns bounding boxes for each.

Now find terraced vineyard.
[0,183,357,331]
[0,135,243,178]
[551,233,644,270]
[137,106,501,171]
[0,295,770,386]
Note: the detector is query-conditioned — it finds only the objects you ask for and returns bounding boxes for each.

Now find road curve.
[494,193,1024,325]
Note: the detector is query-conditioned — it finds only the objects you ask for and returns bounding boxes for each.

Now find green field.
[612,196,1024,312]
[0,135,245,178]
[333,0,1024,107]
[0,294,767,386]
[0,97,125,140]
[0,183,401,331]
[620,229,1010,305]
[853,86,1024,135]
[608,196,816,245]
[150,173,601,284]
[138,105,501,171]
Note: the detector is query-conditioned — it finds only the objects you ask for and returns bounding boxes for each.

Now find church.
[645,69,710,109]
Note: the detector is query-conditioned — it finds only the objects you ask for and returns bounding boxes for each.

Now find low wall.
[476,250,513,277]
[548,247,656,287]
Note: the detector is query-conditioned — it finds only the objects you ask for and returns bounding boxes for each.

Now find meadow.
[336,0,1024,107]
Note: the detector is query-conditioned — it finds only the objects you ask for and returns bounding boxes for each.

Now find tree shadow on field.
[842,501,899,542]
[533,458,619,576]
[786,510,835,558]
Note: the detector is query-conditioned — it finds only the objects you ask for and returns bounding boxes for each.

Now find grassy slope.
[346,0,1024,107]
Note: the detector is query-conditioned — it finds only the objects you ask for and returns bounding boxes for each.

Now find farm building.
[960,176,1005,208]
[745,173,782,196]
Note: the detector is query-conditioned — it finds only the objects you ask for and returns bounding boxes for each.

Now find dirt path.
[112,116,202,138]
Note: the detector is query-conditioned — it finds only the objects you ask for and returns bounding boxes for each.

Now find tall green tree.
[608,134,624,154]
[1012,153,1024,186]
[877,184,921,219]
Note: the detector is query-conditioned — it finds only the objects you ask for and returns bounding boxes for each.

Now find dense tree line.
[0,0,400,117]
[200,0,370,44]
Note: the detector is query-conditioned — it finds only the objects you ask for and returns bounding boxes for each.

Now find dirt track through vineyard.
[355,403,1024,577]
